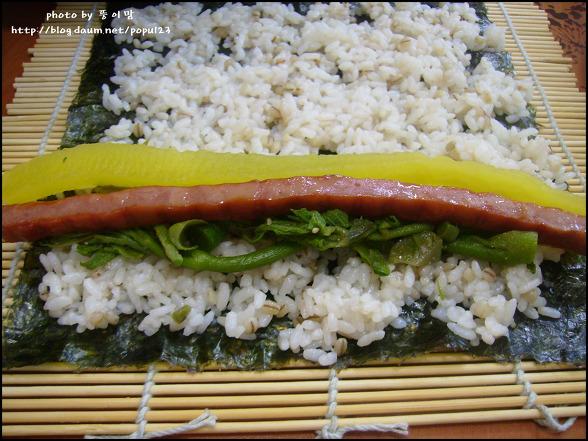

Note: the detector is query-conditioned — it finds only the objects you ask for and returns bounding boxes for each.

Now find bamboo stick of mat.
[2,407,587,437]
[3,370,584,397]
[2,360,578,385]
[3,393,586,424]
[3,381,585,411]
[3,373,585,402]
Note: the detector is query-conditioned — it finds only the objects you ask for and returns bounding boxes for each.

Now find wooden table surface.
[2,2,585,439]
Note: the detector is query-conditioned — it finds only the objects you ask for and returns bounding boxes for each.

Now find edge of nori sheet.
[60,8,135,149]
[3,2,585,370]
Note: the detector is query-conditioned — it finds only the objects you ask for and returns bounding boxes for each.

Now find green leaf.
[322,210,352,228]
[154,225,184,266]
[436,221,460,242]
[80,250,119,269]
[340,218,377,246]
[389,231,443,266]
[352,244,390,276]
[108,245,145,261]
[126,228,166,258]
[167,219,207,250]
[76,243,106,256]
[249,219,315,242]
[91,231,146,252]
[43,232,94,248]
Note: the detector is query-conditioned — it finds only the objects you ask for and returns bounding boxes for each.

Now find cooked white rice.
[39,242,564,366]
[40,2,573,365]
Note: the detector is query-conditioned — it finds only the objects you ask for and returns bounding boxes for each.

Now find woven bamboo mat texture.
[2,2,586,438]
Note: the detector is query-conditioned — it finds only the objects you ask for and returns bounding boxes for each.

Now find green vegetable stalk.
[182,242,304,273]
[43,210,539,274]
[443,231,538,266]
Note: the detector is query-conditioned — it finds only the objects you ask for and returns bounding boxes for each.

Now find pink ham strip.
[2,176,586,254]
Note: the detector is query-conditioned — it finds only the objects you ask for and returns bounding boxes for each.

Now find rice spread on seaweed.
[3,2,586,369]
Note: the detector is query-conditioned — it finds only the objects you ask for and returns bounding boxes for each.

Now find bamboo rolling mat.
[2,2,586,438]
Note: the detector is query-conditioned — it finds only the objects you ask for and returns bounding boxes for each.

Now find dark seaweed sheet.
[3,244,585,369]
[60,9,134,149]
[3,2,586,369]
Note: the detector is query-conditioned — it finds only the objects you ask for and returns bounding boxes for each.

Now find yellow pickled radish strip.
[2,142,585,216]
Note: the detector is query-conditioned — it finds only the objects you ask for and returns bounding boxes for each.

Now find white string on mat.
[85,363,217,439]
[1,243,25,305]
[2,3,99,307]
[512,361,576,432]
[316,368,409,439]
[497,2,586,193]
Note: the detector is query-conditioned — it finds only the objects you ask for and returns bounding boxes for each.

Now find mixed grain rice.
[40,2,572,365]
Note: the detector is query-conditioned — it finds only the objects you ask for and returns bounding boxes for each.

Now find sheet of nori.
[2,3,585,369]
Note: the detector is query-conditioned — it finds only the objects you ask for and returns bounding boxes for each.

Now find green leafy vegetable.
[172,305,192,323]
[443,231,538,266]
[436,221,460,242]
[167,219,208,250]
[181,242,304,273]
[155,225,184,266]
[43,210,541,275]
[377,223,434,240]
[168,220,228,252]
[351,244,390,276]
[389,230,443,266]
